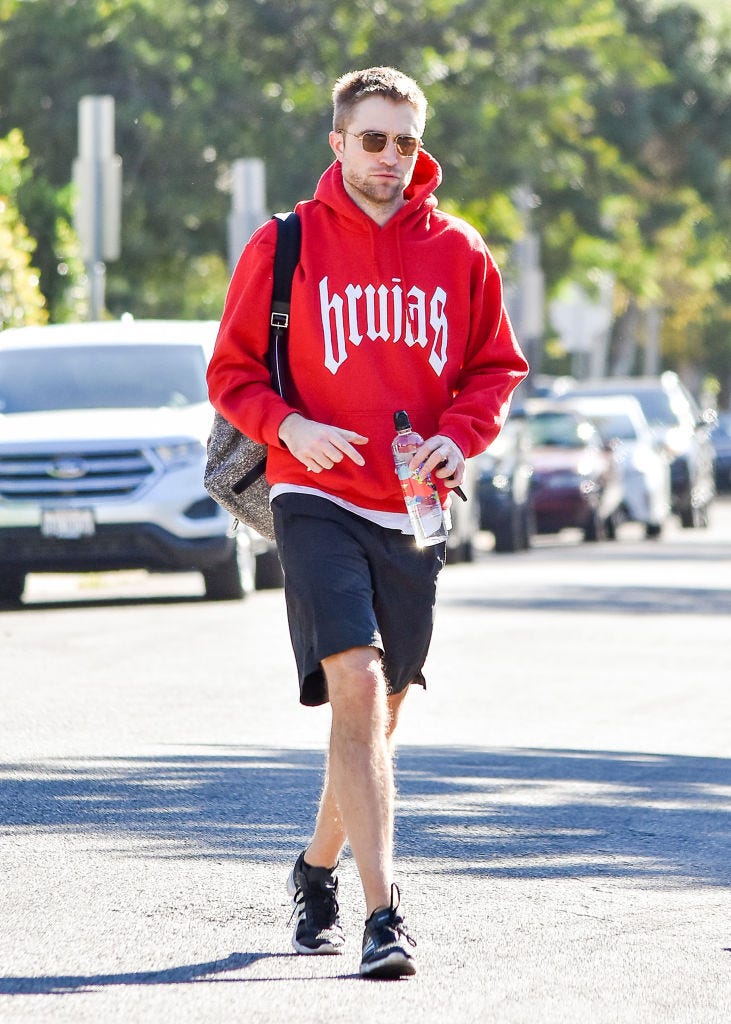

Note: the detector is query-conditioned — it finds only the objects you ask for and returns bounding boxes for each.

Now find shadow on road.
[1,745,728,889]
[395,746,731,886]
[441,584,731,614]
[0,952,285,995]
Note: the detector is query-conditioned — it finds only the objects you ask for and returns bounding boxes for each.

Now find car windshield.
[570,388,678,427]
[528,412,596,448]
[0,344,208,413]
[631,391,680,426]
[587,412,637,442]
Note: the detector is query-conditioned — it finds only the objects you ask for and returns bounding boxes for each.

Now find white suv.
[0,319,269,604]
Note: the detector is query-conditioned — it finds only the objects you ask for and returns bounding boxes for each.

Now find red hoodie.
[207,150,528,514]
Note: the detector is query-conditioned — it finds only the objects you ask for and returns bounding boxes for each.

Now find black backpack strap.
[269,211,301,397]
[272,211,301,313]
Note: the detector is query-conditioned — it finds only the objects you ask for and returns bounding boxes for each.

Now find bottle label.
[391,419,446,546]
[396,466,444,538]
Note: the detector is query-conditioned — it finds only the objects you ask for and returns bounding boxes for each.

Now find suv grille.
[0,448,155,501]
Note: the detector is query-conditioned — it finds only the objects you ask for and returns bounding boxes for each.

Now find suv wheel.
[203,540,255,601]
[680,502,709,529]
[583,508,606,542]
[0,571,25,605]
[493,510,523,553]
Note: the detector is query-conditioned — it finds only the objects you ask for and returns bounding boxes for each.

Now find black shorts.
[272,493,446,707]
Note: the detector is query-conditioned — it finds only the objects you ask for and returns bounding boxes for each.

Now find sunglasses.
[337,129,421,158]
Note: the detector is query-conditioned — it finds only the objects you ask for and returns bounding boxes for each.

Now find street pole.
[505,185,545,388]
[227,158,268,272]
[644,305,662,376]
[72,96,122,320]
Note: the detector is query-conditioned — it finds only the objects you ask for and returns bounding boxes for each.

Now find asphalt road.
[1,503,730,1023]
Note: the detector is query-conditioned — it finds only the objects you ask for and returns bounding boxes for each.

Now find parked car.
[522,404,623,541]
[477,417,535,552]
[556,394,671,538]
[710,411,731,494]
[558,373,715,528]
[0,319,276,604]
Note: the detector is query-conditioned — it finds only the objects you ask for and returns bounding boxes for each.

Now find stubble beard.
[344,169,405,213]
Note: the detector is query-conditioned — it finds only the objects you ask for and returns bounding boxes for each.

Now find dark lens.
[360,132,388,153]
[395,136,419,156]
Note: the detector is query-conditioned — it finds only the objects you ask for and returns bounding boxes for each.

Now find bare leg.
[305,648,409,915]
[305,682,409,873]
[304,764,346,871]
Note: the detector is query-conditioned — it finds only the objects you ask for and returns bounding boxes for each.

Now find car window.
[0,344,208,413]
[528,412,597,448]
[627,391,677,427]
[588,413,637,442]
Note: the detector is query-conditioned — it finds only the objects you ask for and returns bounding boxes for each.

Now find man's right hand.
[278,413,368,473]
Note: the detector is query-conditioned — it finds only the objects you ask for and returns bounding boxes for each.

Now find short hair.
[332,67,427,134]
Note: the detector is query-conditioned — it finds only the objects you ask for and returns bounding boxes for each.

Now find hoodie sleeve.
[206,218,296,446]
[437,241,528,459]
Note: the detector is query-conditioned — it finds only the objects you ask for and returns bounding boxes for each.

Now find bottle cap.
[394,410,411,431]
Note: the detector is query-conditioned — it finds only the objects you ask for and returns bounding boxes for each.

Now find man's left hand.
[409,434,465,489]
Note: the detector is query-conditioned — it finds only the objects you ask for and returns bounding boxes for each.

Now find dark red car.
[521,405,623,541]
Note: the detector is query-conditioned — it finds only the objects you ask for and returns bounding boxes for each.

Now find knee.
[324,647,387,728]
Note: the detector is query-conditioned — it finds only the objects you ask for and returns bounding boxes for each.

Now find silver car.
[0,319,268,604]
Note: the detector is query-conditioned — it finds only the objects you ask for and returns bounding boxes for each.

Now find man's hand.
[278,412,368,473]
[409,433,465,489]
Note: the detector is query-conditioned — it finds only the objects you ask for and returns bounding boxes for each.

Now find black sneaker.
[287,851,345,955]
[360,884,416,979]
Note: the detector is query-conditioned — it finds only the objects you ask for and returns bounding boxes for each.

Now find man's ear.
[329,130,344,162]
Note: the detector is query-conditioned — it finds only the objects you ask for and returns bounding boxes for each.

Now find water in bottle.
[391,410,447,547]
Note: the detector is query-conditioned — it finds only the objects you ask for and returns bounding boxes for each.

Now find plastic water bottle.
[391,410,447,547]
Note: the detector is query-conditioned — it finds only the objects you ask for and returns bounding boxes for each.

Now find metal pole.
[227,158,268,271]
[644,305,662,376]
[73,96,121,320]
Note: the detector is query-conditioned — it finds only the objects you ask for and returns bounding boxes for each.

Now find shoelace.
[288,878,340,929]
[390,915,417,949]
[374,883,417,948]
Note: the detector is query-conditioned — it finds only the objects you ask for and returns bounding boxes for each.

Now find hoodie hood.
[309,150,443,296]
[312,148,442,232]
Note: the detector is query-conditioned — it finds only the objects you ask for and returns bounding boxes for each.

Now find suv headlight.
[154,440,205,467]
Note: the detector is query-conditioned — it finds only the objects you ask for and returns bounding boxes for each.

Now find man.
[207,66,528,979]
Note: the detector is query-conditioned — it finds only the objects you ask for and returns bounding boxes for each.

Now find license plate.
[41,508,96,539]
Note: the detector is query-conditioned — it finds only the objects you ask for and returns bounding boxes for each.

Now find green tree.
[592,1,731,381]
[0,128,47,328]
[0,0,727,391]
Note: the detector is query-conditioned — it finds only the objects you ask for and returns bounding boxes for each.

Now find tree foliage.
[0,128,47,329]
[0,0,728,390]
